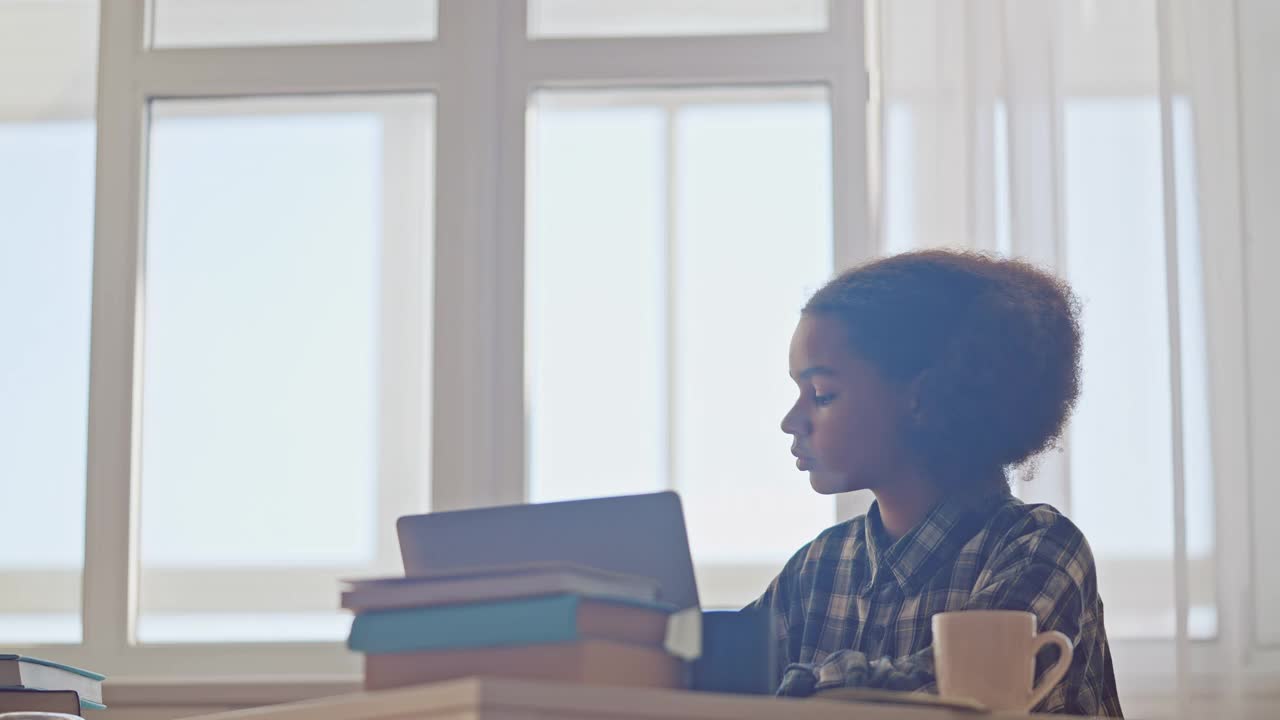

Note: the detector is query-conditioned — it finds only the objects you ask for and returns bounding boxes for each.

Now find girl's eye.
[814,393,836,407]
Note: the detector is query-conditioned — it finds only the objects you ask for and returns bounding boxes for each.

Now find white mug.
[931,610,1073,712]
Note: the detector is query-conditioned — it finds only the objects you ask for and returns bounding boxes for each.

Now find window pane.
[527,102,668,503]
[877,96,1214,640]
[0,0,99,646]
[529,0,827,38]
[139,95,433,643]
[1064,97,1215,639]
[151,0,436,48]
[527,88,836,609]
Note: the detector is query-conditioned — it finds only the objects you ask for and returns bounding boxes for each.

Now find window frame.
[1,93,430,646]
[524,83,846,606]
[30,0,1276,692]
[9,0,869,678]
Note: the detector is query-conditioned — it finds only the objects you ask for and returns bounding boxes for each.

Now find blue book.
[348,593,675,655]
[0,654,105,708]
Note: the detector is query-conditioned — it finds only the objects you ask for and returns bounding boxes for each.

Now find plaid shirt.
[747,487,1123,716]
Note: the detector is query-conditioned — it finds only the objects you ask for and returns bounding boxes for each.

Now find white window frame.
[2,94,430,639]
[10,0,869,679]
[525,83,854,610]
[6,0,1278,702]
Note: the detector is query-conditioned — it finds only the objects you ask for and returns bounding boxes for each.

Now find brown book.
[364,639,686,691]
[561,597,672,648]
[0,687,83,714]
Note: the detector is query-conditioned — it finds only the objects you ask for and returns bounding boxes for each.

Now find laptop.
[396,490,700,611]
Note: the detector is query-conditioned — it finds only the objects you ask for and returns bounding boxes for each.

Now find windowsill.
[103,676,361,708]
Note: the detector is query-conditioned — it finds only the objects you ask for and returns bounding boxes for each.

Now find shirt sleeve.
[744,541,811,681]
[777,513,1106,715]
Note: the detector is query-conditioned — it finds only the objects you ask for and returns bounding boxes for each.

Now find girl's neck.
[872,468,943,541]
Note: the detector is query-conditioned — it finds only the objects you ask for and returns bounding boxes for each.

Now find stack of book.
[0,654,105,714]
[343,563,694,691]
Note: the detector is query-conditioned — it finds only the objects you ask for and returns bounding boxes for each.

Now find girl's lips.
[795,456,813,471]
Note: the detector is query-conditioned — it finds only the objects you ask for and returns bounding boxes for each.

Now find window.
[1062,98,1215,640]
[0,0,100,646]
[527,88,836,607]
[21,0,1263,697]
[881,93,1216,640]
[0,121,95,646]
[7,0,867,677]
[862,8,1280,706]
[137,95,433,643]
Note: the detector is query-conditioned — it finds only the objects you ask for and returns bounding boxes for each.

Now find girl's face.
[781,314,914,494]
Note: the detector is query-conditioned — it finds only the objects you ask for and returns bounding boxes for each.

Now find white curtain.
[867,0,1269,715]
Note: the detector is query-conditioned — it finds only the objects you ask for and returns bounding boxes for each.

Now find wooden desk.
[177,677,1026,720]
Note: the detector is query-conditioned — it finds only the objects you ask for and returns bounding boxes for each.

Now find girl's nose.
[780,402,808,436]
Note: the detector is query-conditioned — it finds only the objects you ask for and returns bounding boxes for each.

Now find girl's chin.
[808,469,861,494]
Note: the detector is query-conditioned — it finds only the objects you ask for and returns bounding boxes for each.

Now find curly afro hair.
[802,250,1082,486]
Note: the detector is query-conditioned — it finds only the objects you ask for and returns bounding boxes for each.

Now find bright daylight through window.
[4,4,1275,715]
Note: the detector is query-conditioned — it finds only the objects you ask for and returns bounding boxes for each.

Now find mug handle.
[1023,630,1074,712]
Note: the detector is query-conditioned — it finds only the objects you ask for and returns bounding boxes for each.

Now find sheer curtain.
[867,0,1266,713]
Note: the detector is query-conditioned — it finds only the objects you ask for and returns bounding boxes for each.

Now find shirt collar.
[864,485,1014,594]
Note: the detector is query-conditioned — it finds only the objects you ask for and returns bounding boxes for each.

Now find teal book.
[0,654,105,708]
[347,593,675,655]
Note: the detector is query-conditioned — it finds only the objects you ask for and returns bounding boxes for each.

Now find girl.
[750,250,1122,716]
